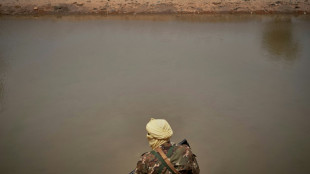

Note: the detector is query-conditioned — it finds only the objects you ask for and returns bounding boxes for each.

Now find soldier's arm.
[134,154,148,174]
[190,154,200,174]
[182,146,200,174]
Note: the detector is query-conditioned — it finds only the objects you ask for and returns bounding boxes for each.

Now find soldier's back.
[135,142,200,174]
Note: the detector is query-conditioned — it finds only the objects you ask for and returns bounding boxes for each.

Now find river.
[0,15,309,174]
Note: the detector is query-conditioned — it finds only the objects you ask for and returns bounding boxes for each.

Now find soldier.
[134,118,200,174]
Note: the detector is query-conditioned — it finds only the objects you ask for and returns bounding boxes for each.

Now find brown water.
[0,15,309,174]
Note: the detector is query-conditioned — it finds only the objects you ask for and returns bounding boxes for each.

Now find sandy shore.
[0,0,309,15]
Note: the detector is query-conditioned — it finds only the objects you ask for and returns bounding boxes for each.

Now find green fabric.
[158,162,165,174]
[167,145,175,158]
[151,149,176,174]
[151,151,165,174]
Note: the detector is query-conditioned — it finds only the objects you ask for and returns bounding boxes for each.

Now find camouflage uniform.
[135,142,200,174]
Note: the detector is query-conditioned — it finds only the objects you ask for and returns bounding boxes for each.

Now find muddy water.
[0,15,309,174]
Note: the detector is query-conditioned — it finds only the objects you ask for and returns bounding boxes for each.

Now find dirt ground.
[0,0,309,15]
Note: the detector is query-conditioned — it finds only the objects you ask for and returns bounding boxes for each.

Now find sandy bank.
[0,0,309,15]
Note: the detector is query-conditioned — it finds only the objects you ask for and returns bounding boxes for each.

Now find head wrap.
[146,118,173,150]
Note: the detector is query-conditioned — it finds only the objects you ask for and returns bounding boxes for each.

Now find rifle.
[129,139,190,174]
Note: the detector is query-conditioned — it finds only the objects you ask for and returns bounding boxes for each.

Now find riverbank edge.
[0,1,309,15]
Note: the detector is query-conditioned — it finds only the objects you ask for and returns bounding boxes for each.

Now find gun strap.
[151,150,168,174]
[151,146,174,174]
[155,147,181,174]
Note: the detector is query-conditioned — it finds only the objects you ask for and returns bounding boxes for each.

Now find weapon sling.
[151,146,181,174]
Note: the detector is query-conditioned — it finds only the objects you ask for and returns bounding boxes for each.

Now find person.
[134,118,200,174]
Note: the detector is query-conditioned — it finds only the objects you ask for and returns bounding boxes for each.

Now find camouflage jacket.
[134,142,200,174]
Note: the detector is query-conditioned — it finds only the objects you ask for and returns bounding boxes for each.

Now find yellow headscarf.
[146,118,173,150]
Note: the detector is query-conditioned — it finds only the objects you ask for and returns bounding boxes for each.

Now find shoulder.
[170,144,196,165]
[139,151,157,164]
[135,151,160,174]
[174,144,194,156]
[135,152,155,174]
[170,145,199,173]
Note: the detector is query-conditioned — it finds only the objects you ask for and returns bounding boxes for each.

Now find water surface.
[0,15,309,174]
